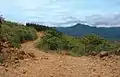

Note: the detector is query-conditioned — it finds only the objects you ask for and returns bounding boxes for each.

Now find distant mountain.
[56,23,120,40]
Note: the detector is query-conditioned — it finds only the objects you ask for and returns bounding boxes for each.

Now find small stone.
[91,51,98,56]
[18,55,24,60]
[93,69,96,72]
[41,57,48,60]
[19,50,26,55]
[2,63,8,68]
[14,57,19,60]
[60,61,63,63]
[44,57,48,59]
[5,68,8,72]
[22,70,27,74]
[50,74,54,77]
[100,51,108,58]
[14,60,19,64]
[28,52,35,58]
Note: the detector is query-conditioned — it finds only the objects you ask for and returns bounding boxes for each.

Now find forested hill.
[56,23,120,40]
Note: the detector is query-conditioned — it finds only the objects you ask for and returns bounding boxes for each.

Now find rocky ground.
[0,33,120,77]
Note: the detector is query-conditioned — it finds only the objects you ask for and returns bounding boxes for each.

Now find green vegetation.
[0,21,37,48]
[26,23,54,31]
[36,29,66,51]
[36,29,120,56]
[57,23,120,40]
[0,56,3,64]
[1,20,120,56]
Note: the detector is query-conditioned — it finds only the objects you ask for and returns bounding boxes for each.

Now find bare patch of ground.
[0,32,120,77]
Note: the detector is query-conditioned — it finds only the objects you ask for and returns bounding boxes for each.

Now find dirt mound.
[0,39,35,66]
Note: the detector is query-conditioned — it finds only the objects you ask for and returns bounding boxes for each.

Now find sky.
[0,0,120,27]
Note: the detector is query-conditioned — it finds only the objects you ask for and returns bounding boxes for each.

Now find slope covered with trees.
[57,23,120,40]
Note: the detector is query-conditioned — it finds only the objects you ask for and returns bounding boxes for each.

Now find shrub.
[36,29,66,51]
[26,23,54,31]
[16,27,37,43]
[0,21,37,48]
[80,34,106,45]
[37,29,85,56]
[70,43,86,56]
[36,29,119,56]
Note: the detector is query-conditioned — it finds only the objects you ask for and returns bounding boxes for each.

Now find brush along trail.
[0,32,120,77]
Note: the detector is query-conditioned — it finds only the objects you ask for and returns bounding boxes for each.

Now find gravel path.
[1,32,120,77]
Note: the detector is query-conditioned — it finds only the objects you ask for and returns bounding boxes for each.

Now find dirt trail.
[1,32,120,77]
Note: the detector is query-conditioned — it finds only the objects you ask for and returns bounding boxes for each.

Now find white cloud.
[0,0,120,27]
[85,13,120,27]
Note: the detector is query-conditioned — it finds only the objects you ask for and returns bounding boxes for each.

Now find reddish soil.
[0,32,120,77]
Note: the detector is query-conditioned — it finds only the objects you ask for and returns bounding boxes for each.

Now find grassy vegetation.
[36,28,120,56]
[0,21,37,48]
[1,20,120,56]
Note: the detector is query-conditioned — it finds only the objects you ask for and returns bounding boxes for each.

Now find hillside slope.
[57,23,120,40]
[1,32,120,77]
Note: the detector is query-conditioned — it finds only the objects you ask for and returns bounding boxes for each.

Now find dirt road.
[1,32,120,77]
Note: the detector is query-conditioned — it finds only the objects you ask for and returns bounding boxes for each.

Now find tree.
[0,15,4,25]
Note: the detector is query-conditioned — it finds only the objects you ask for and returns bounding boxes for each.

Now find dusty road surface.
[0,32,120,77]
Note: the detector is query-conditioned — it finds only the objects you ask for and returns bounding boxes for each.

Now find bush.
[36,29,66,51]
[80,34,111,52]
[70,44,86,56]
[16,27,37,43]
[0,21,37,48]
[36,29,119,56]
[26,23,54,31]
[80,34,106,45]
[36,29,84,56]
